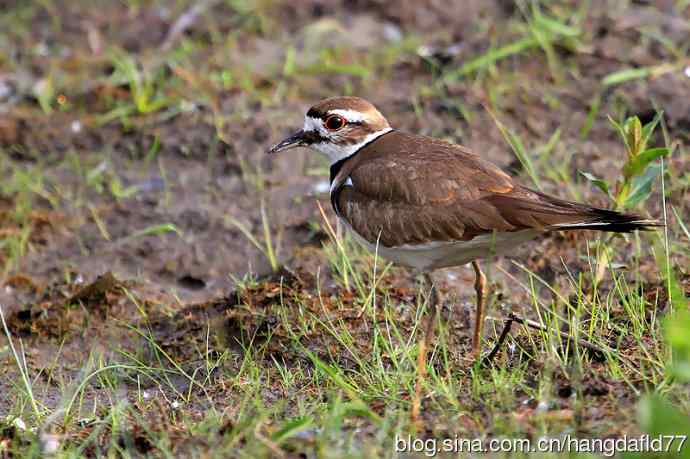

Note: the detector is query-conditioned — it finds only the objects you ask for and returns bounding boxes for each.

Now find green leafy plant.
[579,114,669,284]
[665,307,690,381]
[632,292,690,459]
[634,394,690,459]
[112,51,170,114]
[98,50,172,125]
[581,113,669,210]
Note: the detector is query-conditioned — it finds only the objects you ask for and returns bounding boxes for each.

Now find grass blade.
[485,106,541,190]
[0,305,42,420]
[443,36,540,81]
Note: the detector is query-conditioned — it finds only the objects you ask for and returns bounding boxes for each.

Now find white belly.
[345,224,540,271]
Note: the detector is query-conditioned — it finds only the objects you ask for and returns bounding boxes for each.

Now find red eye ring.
[324,114,346,131]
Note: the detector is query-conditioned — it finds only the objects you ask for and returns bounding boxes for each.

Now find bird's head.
[267,96,392,164]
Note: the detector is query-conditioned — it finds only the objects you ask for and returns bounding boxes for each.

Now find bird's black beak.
[267,130,307,154]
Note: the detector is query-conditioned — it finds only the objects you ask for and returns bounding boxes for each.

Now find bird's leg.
[471,260,487,358]
[420,272,439,361]
[411,272,438,427]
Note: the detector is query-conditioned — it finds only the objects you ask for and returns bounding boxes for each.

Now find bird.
[267,96,659,416]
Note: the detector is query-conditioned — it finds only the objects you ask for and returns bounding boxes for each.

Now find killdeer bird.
[268,96,659,362]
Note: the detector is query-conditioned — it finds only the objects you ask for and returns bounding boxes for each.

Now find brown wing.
[333,131,646,248]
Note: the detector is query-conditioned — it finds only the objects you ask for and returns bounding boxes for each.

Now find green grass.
[4,205,686,456]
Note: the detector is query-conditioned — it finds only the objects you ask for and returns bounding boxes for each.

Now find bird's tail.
[550,208,663,233]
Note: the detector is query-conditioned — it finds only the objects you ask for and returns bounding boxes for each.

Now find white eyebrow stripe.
[328,109,367,123]
[303,110,367,134]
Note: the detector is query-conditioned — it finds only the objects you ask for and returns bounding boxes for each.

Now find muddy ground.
[0,0,689,456]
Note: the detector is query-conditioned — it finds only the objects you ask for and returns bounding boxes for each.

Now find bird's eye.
[324,114,346,131]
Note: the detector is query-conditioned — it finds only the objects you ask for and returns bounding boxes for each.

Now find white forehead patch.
[303,116,323,134]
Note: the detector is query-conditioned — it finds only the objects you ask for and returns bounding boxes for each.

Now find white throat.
[309,126,393,165]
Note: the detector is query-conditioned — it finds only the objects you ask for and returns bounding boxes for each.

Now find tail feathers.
[550,208,663,233]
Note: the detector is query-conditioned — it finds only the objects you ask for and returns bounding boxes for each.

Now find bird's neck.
[318,128,393,166]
